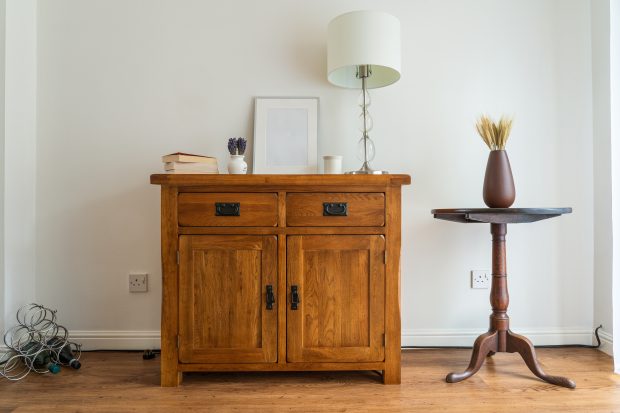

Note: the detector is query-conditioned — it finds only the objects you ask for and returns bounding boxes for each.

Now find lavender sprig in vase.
[227,137,248,174]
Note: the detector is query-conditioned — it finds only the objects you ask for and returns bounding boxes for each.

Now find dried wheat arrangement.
[475,115,513,151]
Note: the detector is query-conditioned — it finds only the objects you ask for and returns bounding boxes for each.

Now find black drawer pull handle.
[266,285,275,310]
[323,202,348,216]
[215,202,240,216]
[291,285,300,310]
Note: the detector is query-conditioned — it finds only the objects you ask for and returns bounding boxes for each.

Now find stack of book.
[162,152,219,174]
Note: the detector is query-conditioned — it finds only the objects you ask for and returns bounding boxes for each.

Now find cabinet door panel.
[287,235,385,363]
[179,235,277,363]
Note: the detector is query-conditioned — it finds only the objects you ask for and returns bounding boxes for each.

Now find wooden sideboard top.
[150,174,411,187]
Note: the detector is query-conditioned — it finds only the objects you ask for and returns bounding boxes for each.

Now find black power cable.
[536,324,603,349]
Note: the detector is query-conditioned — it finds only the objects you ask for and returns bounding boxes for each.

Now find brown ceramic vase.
[483,150,515,208]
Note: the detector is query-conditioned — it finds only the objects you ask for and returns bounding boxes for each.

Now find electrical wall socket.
[129,273,148,292]
[471,270,490,289]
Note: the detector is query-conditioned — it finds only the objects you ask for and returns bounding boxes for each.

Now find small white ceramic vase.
[227,155,247,174]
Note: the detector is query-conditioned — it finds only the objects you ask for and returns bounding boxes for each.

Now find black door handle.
[266,285,275,310]
[291,285,300,310]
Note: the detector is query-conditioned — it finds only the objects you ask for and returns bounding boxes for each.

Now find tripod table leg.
[506,330,576,389]
[446,331,498,383]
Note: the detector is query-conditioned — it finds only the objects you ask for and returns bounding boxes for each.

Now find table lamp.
[327,10,401,174]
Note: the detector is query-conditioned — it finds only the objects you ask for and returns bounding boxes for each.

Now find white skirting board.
[598,329,613,355]
[59,328,607,352]
[402,328,597,348]
[69,331,161,351]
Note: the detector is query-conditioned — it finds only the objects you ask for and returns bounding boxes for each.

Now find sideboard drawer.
[286,193,385,227]
[178,193,278,227]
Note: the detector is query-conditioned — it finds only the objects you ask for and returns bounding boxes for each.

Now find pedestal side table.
[431,208,575,388]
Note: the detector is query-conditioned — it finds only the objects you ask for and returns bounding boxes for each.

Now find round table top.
[431,208,572,224]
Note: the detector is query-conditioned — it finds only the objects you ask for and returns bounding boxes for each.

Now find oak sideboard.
[150,174,411,386]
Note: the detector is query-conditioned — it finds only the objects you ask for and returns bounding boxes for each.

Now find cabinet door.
[287,235,385,363]
[179,235,277,363]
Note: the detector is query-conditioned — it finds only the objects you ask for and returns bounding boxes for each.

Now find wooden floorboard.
[0,348,618,412]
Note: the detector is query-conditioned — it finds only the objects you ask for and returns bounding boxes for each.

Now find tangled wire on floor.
[1,303,82,381]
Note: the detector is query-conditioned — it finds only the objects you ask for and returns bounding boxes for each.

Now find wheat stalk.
[475,115,513,150]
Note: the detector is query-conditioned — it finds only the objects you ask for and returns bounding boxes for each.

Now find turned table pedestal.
[431,208,575,389]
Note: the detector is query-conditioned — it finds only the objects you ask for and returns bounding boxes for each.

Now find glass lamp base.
[346,162,388,175]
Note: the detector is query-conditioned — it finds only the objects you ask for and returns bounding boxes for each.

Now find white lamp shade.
[327,10,401,89]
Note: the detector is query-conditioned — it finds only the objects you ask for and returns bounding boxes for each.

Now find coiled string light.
[1,303,82,381]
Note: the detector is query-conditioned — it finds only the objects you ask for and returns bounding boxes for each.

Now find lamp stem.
[362,74,368,164]
[346,64,388,174]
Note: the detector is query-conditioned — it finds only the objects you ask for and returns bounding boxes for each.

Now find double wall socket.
[129,273,148,292]
[471,270,490,289]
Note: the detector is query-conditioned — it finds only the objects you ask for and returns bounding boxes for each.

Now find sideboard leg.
[160,187,180,387]
[383,365,401,384]
[384,186,402,385]
[161,370,182,387]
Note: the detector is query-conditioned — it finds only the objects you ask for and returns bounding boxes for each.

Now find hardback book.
[165,170,218,174]
[161,152,217,164]
[164,161,219,173]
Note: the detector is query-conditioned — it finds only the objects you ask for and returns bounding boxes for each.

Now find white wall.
[592,0,614,355]
[0,0,5,338]
[402,0,593,345]
[3,0,37,334]
[611,0,620,367]
[33,0,595,349]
